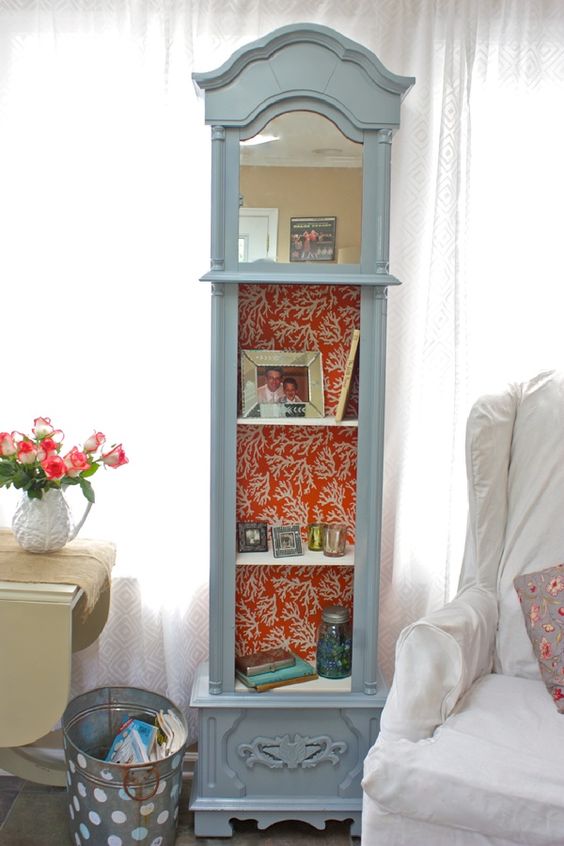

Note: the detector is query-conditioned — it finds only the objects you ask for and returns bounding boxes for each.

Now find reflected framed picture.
[240,349,324,419]
[290,216,336,262]
[237,521,268,553]
[272,524,303,558]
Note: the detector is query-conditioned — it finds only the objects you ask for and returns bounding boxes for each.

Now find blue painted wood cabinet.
[190,24,413,836]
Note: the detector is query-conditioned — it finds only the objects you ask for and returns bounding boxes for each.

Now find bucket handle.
[123,764,160,801]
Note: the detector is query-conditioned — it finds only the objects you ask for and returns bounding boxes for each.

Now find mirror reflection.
[239,111,363,264]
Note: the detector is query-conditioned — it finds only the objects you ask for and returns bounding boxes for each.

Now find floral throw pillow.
[514,564,564,711]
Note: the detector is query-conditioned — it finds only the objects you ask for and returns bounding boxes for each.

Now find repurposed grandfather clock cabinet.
[190,24,413,836]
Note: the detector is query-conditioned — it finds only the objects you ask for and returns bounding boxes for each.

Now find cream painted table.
[0,529,115,785]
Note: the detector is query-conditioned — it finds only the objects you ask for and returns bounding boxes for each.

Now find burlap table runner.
[0,528,115,618]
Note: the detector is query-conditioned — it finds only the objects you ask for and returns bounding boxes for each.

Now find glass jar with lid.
[315,605,352,679]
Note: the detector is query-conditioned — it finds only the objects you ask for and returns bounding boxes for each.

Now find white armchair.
[362,370,564,845]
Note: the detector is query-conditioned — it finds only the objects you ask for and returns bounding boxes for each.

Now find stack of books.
[235,647,317,692]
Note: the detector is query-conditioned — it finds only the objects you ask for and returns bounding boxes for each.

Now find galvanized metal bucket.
[62,687,187,846]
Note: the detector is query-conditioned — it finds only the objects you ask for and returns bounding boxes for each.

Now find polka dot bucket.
[62,687,188,846]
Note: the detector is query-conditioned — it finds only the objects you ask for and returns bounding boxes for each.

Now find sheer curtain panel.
[1,1,564,735]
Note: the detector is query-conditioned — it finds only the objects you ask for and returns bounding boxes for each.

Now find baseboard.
[0,738,198,781]
[183,743,198,780]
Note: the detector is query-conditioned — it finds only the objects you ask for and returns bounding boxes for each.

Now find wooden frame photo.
[237,522,268,553]
[290,216,336,262]
[271,524,303,559]
[240,349,325,419]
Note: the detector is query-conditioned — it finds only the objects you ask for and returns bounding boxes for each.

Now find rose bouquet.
[0,416,128,503]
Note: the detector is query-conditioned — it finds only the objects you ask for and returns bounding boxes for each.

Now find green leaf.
[81,462,100,478]
[61,477,79,488]
[78,477,95,503]
[24,479,48,498]
[0,462,15,478]
[13,469,33,489]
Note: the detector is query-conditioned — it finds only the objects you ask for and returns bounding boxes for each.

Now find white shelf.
[237,546,354,567]
[235,675,352,694]
[237,416,358,427]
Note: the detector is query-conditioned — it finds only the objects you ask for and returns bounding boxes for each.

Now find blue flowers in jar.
[316,605,352,679]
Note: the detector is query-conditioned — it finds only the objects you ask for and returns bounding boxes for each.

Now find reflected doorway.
[238,208,278,263]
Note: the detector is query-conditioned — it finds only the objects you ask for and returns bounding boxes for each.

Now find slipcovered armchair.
[362,370,564,846]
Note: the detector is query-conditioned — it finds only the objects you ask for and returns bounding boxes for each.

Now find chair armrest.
[379,586,497,741]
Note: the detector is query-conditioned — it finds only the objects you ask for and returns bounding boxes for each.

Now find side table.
[0,529,115,785]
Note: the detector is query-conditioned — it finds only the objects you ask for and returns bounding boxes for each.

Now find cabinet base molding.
[190,785,361,837]
[189,663,382,837]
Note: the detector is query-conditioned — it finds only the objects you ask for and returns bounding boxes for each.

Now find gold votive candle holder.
[307,523,326,551]
[322,523,347,557]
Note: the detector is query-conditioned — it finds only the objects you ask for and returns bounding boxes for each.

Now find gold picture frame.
[240,350,325,419]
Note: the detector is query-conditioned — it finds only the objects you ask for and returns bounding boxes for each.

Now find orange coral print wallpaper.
[236,565,354,663]
[236,283,360,659]
[238,283,360,417]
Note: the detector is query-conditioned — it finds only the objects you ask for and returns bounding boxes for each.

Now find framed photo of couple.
[240,350,325,420]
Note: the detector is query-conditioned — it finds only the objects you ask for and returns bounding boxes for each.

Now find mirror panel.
[239,111,362,264]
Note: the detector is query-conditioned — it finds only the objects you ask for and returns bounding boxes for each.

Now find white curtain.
[1,1,564,731]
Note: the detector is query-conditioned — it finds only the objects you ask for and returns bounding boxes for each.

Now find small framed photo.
[237,522,268,553]
[271,524,303,558]
[240,349,324,419]
[290,216,336,262]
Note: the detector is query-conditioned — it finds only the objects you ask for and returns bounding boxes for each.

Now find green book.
[236,654,317,691]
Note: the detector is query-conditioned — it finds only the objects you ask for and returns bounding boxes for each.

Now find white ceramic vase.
[12,488,92,554]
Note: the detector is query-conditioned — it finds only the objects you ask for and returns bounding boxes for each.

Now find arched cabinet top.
[192,23,414,130]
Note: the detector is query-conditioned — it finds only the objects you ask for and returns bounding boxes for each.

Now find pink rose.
[63,447,91,477]
[0,432,17,456]
[83,431,106,453]
[41,455,66,479]
[36,437,59,462]
[17,441,37,464]
[540,638,552,660]
[548,577,564,596]
[32,417,54,437]
[101,444,128,468]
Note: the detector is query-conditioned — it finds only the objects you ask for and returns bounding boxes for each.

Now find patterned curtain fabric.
[1,0,564,735]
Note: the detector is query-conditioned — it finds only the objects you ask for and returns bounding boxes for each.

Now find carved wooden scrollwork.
[237,733,347,769]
